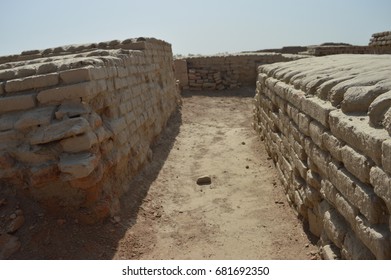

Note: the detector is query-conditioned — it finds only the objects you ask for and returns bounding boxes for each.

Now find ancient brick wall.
[253,55,391,259]
[175,53,306,91]
[0,38,179,223]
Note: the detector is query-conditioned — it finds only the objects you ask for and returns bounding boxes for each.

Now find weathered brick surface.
[254,54,391,259]
[0,37,180,223]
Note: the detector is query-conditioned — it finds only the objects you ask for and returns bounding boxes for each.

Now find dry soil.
[3,87,318,259]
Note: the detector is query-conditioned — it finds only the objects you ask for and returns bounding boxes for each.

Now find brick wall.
[253,54,391,259]
[175,53,307,91]
[0,38,179,223]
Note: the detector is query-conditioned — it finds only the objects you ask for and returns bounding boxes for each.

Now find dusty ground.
[2,87,318,259]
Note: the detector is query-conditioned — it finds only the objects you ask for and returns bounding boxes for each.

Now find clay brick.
[382,139,391,174]
[307,208,323,237]
[342,231,376,259]
[322,131,344,162]
[14,106,55,130]
[340,145,373,184]
[298,112,311,136]
[30,117,90,145]
[320,179,338,205]
[370,166,391,212]
[59,67,93,84]
[354,215,391,259]
[5,73,59,92]
[306,170,321,190]
[0,94,36,114]
[59,152,99,180]
[309,120,326,149]
[335,192,359,227]
[322,244,340,260]
[60,131,98,153]
[301,96,335,128]
[37,81,104,104]
[323,209,348,248]
[329,110,388,165]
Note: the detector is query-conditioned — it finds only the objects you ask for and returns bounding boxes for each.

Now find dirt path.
[6,87,318,260]
[114,87,318,259]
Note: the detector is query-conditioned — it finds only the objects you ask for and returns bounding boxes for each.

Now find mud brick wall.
[369,31,391,55]
[175,53,306,91]
[253,54,391,259]
[0,38,179,223]
[307,45,372,56]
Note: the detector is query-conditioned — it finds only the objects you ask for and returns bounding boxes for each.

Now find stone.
[196,176,211,185]
[30,117,90,145]
[370,167,391,212]
[301,97,335,128]
[323,209,347,248]
[59,67,93,84]
[343,231,376,260]
[0,233,21,259]
[7,215,25,233]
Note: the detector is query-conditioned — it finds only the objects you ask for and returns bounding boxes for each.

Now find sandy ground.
[4,87,318,259]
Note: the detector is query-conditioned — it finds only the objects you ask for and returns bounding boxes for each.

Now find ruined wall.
[253,55,391,259]
[175,53,306,91]
[0,38,179,223]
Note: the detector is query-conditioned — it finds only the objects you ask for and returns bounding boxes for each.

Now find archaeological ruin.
[1,31,391,259]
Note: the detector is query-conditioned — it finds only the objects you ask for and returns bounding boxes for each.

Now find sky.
[0,0,390,56]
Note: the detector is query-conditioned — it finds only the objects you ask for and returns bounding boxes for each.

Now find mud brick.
[329,110,388,165]
[370,166,391,212]
[382,139,391,175]
[323,209,348,248]
[354,215,391,259]
[340,145,373,184]
[0,94,36,114]
[301,96,336,128]
[322,131,344,162]
[5,73,59,92]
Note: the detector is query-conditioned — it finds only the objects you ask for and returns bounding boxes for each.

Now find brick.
[60,131,98,153]
[306,170,321,190]
[298,112,310,136]
[106,117,127,135]
[322,244,340,260]
[0,112,20,132]
[335,192,359,227]
[14,106,55,130]
[309,120,326,149]
[305,137,330,178]
[0,130,23,149]
[329,110,388,165]
[382,139,391,174]
[323,209,348,248]
[59,152,99,180]
[342,231,376,259]
[5,73,58,92]
[307,208,323,237]
[354,215,391,259]
[370,167,391,212]
[0,94,36,114]
[320,179,338,205]
[55,102,90,120]
[327,163,356,202]
[30,117,90,145]
[59,67,93,84]
[340,146,373,184]
[301,96,335,128]
[37,81,104,104]
[322,131,344,161]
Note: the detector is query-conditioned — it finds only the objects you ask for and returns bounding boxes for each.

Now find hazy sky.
[1,0,390,56]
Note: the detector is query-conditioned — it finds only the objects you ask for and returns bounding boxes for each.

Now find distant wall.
[174,53,307,91]
[0,38,179,223]
[254,55,391,259]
